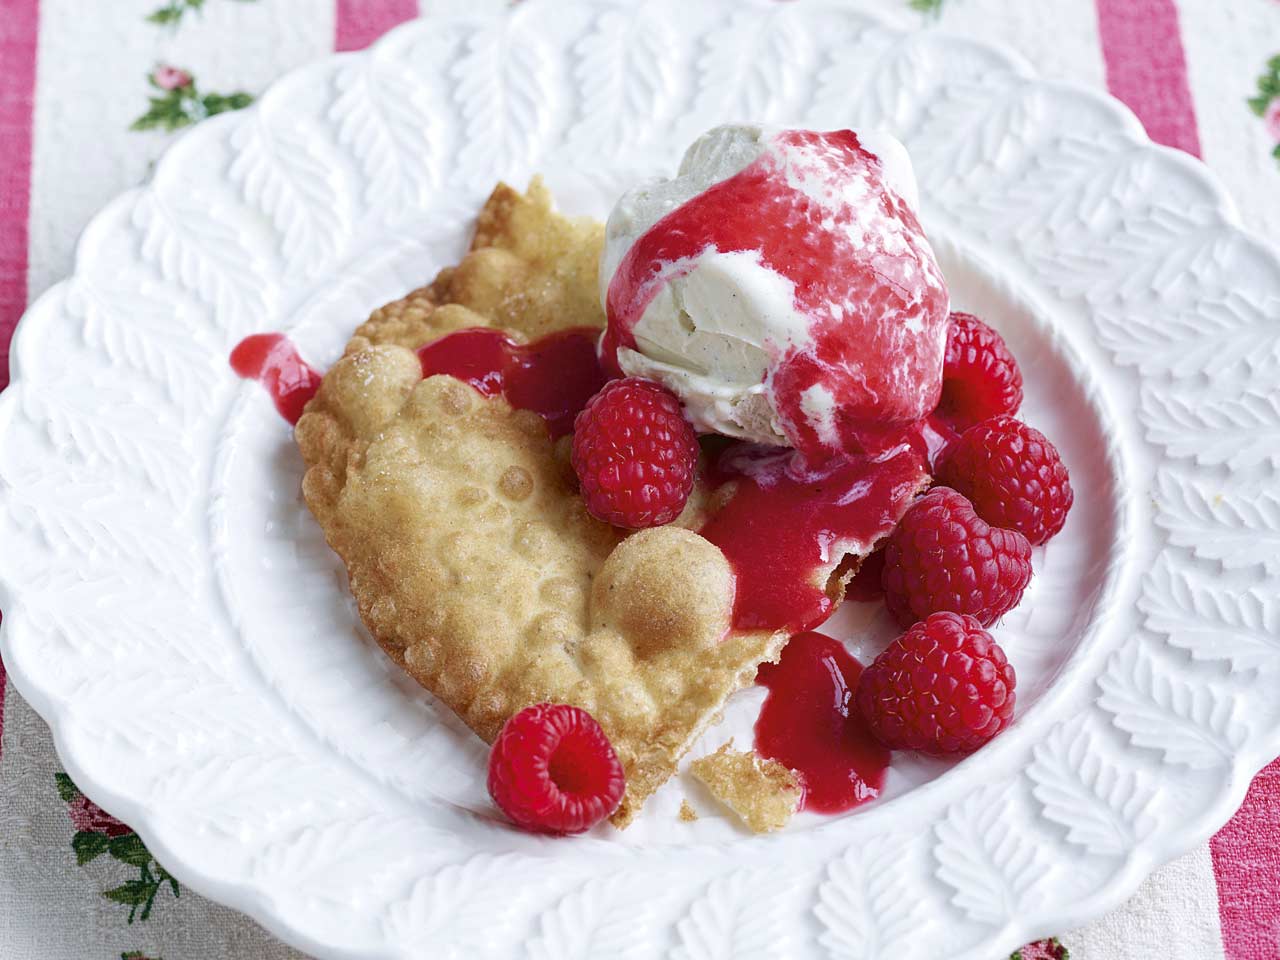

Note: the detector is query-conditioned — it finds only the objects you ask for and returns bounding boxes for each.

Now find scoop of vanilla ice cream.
[599,123,944,453]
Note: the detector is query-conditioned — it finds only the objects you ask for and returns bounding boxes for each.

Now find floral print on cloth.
[130,65,253,132]
[1248,54,1280,165]
[1012,938,1070,960]
[131,0,258,132]
[147,0,255,27]
[56,773,181,924]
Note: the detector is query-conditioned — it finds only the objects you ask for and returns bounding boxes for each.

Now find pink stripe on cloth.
[0,0,40,756]
[1211,759,1280,959]
[1094,0,1201,156]
[0,0,39,394]
[335,0,419,52]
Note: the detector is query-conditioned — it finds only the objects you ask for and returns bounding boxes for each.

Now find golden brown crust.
[426,180,607,341]
[296,180,788,827]
[678,800,699,822]
[689,742,802,833]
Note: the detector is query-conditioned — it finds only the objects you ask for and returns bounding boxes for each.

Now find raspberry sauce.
[230,327,606,439]
[908,414,960,471]
[699,444,927,634]
[417,328,606,439]
[754,631,889,814]
[604,128,948,459]
[229,333,322,425]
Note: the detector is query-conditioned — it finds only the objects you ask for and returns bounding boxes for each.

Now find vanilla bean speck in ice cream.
[599,123,950,459]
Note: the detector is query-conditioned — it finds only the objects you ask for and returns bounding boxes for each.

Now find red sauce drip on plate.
[229,333,322,425]
[698,444,927,634]
[754,631,889,814]
[230,327,606,439]
[604,128,948,459]
[417,327,606,439]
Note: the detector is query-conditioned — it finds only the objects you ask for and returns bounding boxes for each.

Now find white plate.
[2,1,1279,957]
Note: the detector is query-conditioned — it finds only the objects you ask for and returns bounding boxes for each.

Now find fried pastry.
[296,180,912,826]
[297,181,794,825]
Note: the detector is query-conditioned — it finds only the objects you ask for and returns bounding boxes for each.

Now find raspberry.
[487,703,625,835]
[937,414,1073,546]
[881,487,1032,628]
[572,377,699,528]
[856,611,1017,755]
[936,312,1023,431]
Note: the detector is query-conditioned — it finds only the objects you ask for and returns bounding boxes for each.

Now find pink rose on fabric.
[67,792,132,838]
[1016,940,1069,960]
[1265,98,1280,143]
[153,65,193,91]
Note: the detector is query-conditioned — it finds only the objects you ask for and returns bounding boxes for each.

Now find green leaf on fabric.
[145,0,205,25]
[202,91,255,116]
[104,878,162,923]
[72,831,110,865]
[55,772,80,803]
[109,833,153,868]
[130,92,195,133]
[1248,94,1272,117]
[909,0,944,12]
[103,879,156,907]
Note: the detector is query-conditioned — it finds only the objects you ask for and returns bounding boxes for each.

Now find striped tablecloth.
[1,1,1277,957]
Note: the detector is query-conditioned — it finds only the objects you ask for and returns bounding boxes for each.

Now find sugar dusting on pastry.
[690,740,802,833]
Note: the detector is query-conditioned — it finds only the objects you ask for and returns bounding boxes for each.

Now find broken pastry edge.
[689,740,803,834]
[610,627,789,828]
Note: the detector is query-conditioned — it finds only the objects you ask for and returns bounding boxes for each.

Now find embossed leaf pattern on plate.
[815,837,925,959]
[230,118,352,279]
[530,874,666,960]
[1141,556,1280,673]
[935,785,1046,927]
[673,869,797,960]
[568,7,678,158]
[1028,724,1157,857]
[332,57,443,214]
[452,21,554,189]
[1098,642,1248,770]
[1140,387,1280,471]
[1155,471,1280,575]
[133,190,268,340]
[690,4,813,125]
[388,853,538,957]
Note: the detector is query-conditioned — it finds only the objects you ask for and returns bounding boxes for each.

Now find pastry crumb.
[678,800,699,822]
[689,741,801,833]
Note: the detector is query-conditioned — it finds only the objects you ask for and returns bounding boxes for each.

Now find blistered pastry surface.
[296,182,787,824]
